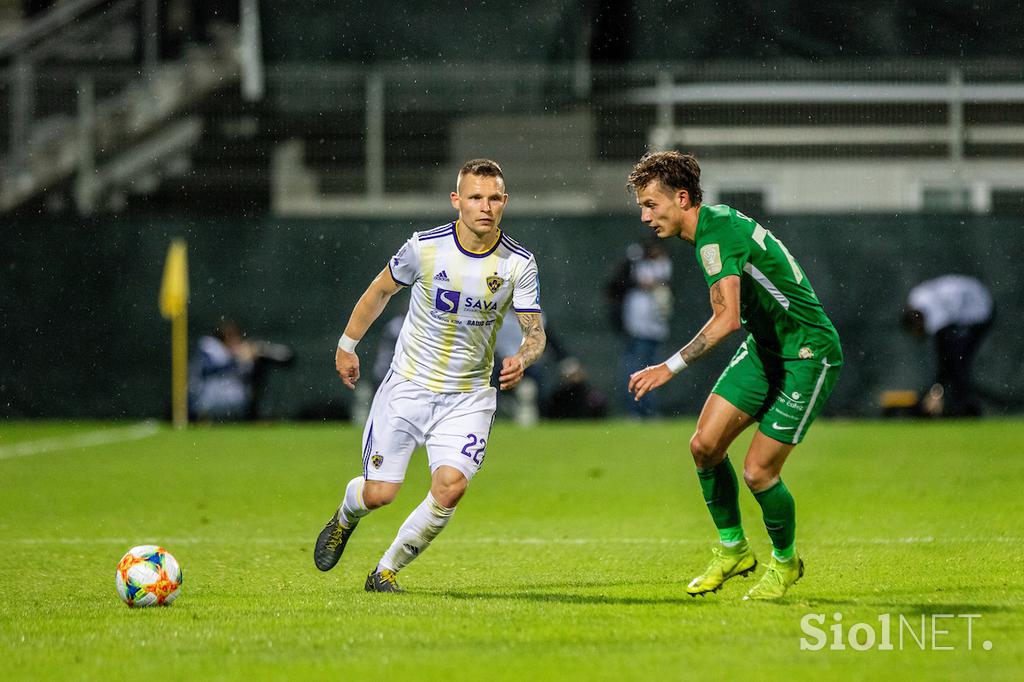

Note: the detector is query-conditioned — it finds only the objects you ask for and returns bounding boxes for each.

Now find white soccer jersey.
[387,221,542,393]
[908,275,993,335]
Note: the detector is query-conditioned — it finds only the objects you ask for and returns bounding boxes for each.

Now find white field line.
[0,421,161,460]
[1,536,1020,546]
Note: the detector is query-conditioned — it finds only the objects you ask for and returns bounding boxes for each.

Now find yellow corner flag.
[159,240,189,428]
[160,240,189,319]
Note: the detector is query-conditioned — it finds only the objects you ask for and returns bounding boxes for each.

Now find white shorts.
[361,371,497,483]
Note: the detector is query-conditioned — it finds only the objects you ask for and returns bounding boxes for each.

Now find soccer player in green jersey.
[626,151,843,601]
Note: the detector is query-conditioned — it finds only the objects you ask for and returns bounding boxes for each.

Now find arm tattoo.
[710,280,727,314]
[677,278,738,366]
[516,313,547,368]
[681,333,709,364]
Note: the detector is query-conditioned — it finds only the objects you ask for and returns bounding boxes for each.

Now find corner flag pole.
[159,240,189,429]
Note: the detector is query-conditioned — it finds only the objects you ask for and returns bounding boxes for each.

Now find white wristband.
[337,333,359,353]
[663,352,688,375]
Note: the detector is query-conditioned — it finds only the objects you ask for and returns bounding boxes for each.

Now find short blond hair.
[457,158,504,189]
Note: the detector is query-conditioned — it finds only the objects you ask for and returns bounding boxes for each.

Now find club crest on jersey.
[371,454,383,469]
[435,288,461,313]
[700,244,722,276]
[486,275,504,293]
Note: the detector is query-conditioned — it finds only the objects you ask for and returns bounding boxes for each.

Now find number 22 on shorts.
[460,434,487,465]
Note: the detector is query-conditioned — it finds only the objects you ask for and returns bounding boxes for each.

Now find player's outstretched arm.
[679,275,742,364]
[499,312,546,391]
[335,267,405,389]
[629,276,741,400]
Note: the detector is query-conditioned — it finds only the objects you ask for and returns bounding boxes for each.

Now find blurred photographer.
[189,319,294,420]
[543,357,608,420]
[902,275,994,417]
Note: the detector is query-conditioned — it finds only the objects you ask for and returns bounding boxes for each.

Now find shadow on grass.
[413,588,1022,611]
[420,589,713,606]
[792,597,1018,614]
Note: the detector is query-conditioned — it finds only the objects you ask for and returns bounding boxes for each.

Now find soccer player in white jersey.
[313,159,546,592]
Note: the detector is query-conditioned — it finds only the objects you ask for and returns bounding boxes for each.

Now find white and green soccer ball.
[115,545,182,607]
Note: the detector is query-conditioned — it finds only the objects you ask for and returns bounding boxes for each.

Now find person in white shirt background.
[902,274,994,417]
[619,240,673,418]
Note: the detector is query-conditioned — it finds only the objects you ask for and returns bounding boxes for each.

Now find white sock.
[377,493,455,572]
[338,476,369,528]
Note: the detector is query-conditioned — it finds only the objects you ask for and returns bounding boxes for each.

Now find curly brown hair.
[626,151,703,204]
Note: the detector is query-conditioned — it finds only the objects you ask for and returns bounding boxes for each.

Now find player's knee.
[433,489,464,509]
[742,465,776,492]
[432,480,467,508]
[362,482,399,509]
[431,470,468,508]
[689,433,725,469]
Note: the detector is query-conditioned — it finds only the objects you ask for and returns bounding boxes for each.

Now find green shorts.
[711,337,842,445]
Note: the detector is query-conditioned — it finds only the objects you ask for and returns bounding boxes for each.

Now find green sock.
[696,456,744,545]
[753,479,796,561]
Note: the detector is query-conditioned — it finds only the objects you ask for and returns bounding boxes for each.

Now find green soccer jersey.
[693,204,841,361]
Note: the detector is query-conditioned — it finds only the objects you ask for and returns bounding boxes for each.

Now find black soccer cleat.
[313,513,358,572]
[364,568,403,593]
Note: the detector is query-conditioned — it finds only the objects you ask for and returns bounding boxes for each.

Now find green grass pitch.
[1,419,1022,680]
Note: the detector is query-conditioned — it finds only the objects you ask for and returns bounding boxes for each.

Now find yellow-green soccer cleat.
[686,541,758,596]
[743,555,805,601]
[365,568,403,593]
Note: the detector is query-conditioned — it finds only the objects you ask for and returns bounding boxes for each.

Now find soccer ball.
[115,545,182,607]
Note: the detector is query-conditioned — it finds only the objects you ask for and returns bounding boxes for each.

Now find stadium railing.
[0,0,242,213]
[262,60,1024,216]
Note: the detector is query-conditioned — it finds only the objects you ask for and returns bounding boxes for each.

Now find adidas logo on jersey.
[434,270,450,282]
